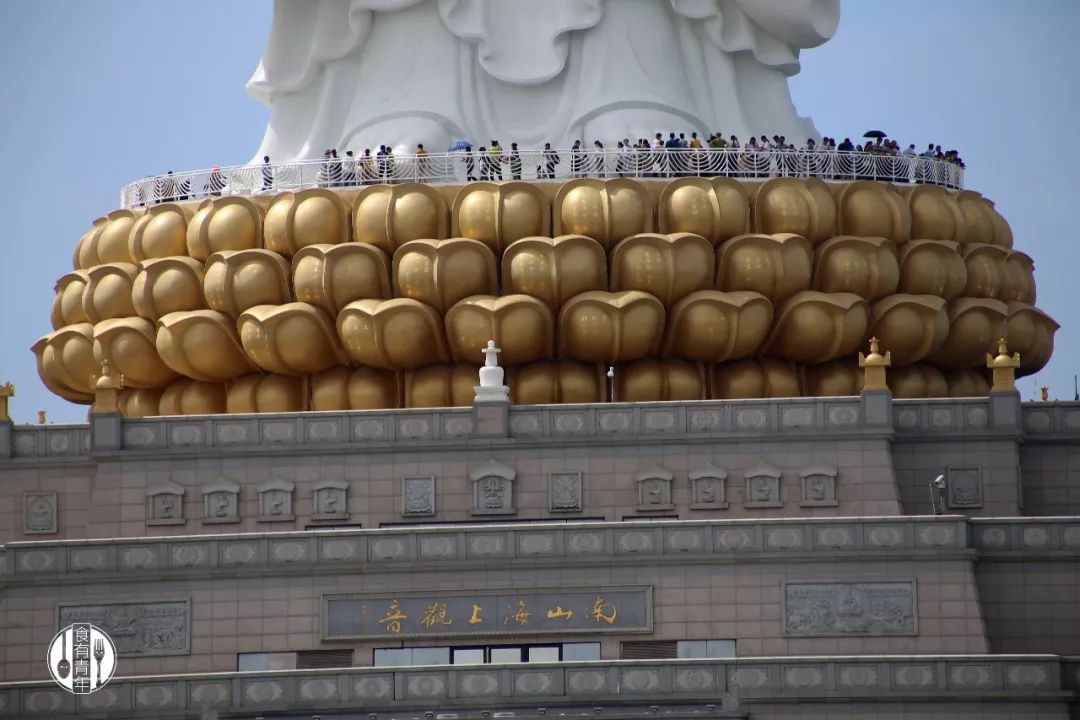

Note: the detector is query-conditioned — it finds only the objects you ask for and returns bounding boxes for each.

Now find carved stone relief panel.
[689,465,728,510]
[202,479,240,524]
[59,599,191,656]
[548,472,583,513]
[23,492,57,534]
[146,480,186,526]
[784,581,917,636]
[312,478,350,521]
[946,466,983,509]
[402,476,436,517]
[257,478,296,522]
[743,464,783,508]
[798,466,838,508]
[470,460,516,516]
[636,468,674,512]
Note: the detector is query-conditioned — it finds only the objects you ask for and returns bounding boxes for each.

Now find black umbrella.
[863,130,887,139]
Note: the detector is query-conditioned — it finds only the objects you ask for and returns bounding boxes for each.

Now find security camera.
[933,474,946,491]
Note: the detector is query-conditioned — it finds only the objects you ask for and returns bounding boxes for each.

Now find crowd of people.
[134,131,964,205]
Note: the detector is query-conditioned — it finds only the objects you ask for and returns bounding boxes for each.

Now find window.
[375,642,601,666]
[238,649,353,671]
[678,640,736,658]
[620,640,735,660]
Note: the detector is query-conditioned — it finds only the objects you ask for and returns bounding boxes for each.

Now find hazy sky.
[1,0,1077,423]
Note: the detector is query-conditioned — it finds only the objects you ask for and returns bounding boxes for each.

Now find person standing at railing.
[416,144,430,182]
[318,149,332,188]
[343,151,357,186]
[205,166,226,197]
[329,149,344,187]
[489,141,505,181]
[570,140,584,178]
[663,133,680,177]
[463,145,477,182]
[477,146,490,181]
[509,143,522,180]
[361,149,376,184]
[376,146,389,182]
[542,143,559,180]
[261,156,274,190]
[616,141,630,177]
[593,141,606,178]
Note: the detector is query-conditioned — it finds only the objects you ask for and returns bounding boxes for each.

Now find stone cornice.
[0,516,971,586]
[0,656,1065,719]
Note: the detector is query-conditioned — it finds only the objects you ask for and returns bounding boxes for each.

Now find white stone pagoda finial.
[479,340,504,388]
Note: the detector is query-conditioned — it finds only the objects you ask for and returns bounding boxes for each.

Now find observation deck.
[121,148,964,209]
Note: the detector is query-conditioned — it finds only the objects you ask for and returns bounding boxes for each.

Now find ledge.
[0,656,1063,719]
[969,517,1080,558]
[0,516,970,585]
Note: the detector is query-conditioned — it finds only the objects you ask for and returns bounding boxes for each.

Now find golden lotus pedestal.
[35,177,1057,416]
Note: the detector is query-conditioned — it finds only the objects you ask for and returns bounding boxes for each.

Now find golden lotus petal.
[226,374,307,413]
[82,263,138,323]
[896,239,967,299]
[132,257,206,321]
[393,238,498,313]
[118,388,164,418]
[93,317,179,388]
[31,323,96,403]
[866,294,949,366]
[292,243,391,316]
[1003,251,1036,304]
[337,298,449,371]
[801,359,863,397]
[960,243,1008,299]
[662,290,772,363]
[715,233,813,306]
[752,178,836,245]
[553,178,653,251]
[501,235,607,312]
[763,291,869,364]
[264,188,350,257]
[889,364,948,398]
[353,183,449,255]
[186,196,262,261]
[159,378,227,415]
[445,294,555,366]
[957,190,1012,248]
[944,369,990,397]
[237,302,346,375]
[156,310,256,381]
[615,359,705,402]
[558,290,665,363]
[452,182,551,254]
[836,181,912,244]
[404,363,479,408]
[506,361,605,404]
[204,249,293,318]
[311,366,401,411]
[1007,302,1059,376]
[709,358,800,399]
[658,177,749,245]
[95,209,137,264]
[925,298,1008,368]
[129,204,190,261]
[813,236,899,301]
[610,232,714,308]
[51,270,91,329]
[73,217,106,270]
[904,185,966,243]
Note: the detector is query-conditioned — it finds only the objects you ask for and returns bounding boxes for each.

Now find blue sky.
[0,0,1077,423]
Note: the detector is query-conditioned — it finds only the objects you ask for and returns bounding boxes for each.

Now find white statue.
[248,0,839,161]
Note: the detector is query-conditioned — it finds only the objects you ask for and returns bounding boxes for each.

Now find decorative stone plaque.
[798,466,838,508]
[257,478,295,522]
[146,480,185,526]
[548,472,583,513]
[744,464,783,508]
[470,460,516,516]
[947,466,983,508]
[202,479,240,524]
[312,478,349,521]
[636,469,674,511]
[323,586,651,640]
[402,476,436,517]
[23,492,58,534]
[689,466,728,510]
[784,581,916,636]
[58,599,191,656]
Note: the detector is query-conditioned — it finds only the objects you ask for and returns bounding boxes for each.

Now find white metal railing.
[120,148,964,208]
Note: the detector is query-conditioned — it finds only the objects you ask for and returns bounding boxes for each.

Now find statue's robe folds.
[247,0,839,161]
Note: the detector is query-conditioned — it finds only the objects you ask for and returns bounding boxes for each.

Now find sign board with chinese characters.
[322,587,652,640]
[57,599,191,656]
[783,581,917,636]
